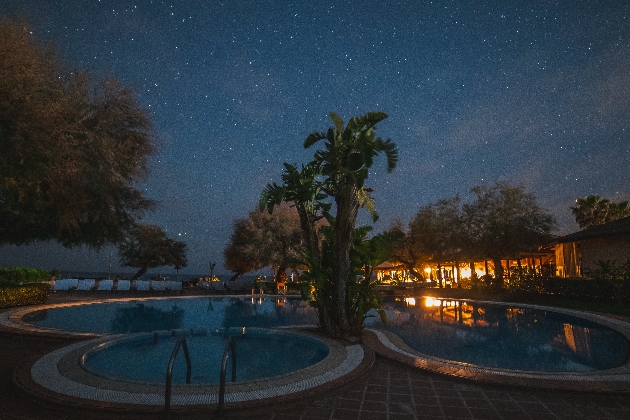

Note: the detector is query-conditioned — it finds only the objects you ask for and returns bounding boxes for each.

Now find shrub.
[0,267,50,288]
[0,283,50,309]
[505,267,545,294]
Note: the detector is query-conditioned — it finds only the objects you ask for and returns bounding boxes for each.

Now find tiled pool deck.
[1,293,630,419]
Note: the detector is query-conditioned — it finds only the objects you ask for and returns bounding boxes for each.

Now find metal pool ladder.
[218,336,237,411]
[163,334,238,416]
[164,336,191,415]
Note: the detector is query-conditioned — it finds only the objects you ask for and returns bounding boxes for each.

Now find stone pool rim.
[365,299,630,393]
[13,326,373,414]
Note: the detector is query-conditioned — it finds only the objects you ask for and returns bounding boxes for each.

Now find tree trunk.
[131,265,148,280]
[334,183,359,338]
[492,257,504,290]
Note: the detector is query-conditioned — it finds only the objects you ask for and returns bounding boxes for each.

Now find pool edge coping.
[364,299,630,393]
[14,328,375,414]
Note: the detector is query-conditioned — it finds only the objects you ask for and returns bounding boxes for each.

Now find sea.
[56,271,265,283]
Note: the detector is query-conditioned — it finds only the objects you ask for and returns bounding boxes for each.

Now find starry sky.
[1,0,629,276]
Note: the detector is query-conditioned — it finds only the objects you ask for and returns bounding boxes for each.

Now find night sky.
[1,1,629,275]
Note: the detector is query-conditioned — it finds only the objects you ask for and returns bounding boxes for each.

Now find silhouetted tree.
[223,203,305,281]
[463,182,555,289]
[0,18,155,247]
[118,225,187,280]
[571,195,630,230]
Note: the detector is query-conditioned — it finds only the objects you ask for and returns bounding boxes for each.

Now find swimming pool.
[19,296,317,334]
[81,327,329,384]
[366,297,630,372]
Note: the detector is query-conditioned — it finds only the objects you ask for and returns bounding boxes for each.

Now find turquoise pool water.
[366,297,630,372]
[23,296,317,333]
[81,328,329,384]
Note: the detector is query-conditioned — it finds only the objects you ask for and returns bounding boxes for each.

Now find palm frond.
[259,183,285,213]
[358,187,378,222]
[304,131,328,149]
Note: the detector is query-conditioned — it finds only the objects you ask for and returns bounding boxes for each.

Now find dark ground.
[2,292,630,419]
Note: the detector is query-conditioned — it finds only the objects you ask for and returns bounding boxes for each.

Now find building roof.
[550,216,630,245]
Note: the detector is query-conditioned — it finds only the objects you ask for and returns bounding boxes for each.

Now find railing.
[162,332,238,415]
[164,336,192,416]
[218,335,237,411]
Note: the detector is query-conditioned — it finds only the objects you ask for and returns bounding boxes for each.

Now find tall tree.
[571,195,630,230]
[118,225,188,280]
[391,197,466,282]
[0,18,155,247]
[263,111,397,339]
[223,203,305,281]
[260,162,327,261]
[463,182,555,289]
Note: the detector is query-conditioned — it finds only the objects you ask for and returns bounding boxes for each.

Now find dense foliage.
[223,203,305,281]
[118,225,187,280]
[0,266,49,287]
[0,18,155,247]
[0,283,49,309]
[391,182,555,289]
[570,195,630,230]
[261,112,397,339]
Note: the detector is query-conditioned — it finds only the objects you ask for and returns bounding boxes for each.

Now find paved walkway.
[2,294,630,419]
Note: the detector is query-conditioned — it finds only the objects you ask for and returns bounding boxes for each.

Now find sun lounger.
[96,279,113,292]
[52,278,79,292]
[76,279,95,291]
[151,280,166,292]
[166,281,182,292]
[116,280,131,292]
[134,280,150,292]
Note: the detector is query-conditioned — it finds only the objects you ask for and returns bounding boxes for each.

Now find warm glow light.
[405,297,416,306]
[424,267,432,274]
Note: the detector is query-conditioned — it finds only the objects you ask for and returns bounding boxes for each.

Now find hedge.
[0,283,50,309]
[0,267,49,288]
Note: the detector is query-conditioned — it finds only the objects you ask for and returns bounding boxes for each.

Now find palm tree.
[304,112,398,336]
[569,195,630,229]
[259,161,327,261]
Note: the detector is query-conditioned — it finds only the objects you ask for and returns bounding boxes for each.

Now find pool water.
[367,297,630,372]
[22,296,317,333]
[81,328,329,384]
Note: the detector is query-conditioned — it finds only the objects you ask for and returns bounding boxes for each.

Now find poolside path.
[2,294,630,419]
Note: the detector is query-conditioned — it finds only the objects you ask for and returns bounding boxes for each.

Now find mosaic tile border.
[364,300,630,393]
[18,327,370,411]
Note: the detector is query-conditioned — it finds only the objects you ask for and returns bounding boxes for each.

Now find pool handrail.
[164,336,191,416]
[218,336,237,411]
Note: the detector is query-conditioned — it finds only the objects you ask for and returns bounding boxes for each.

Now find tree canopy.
[571,195,630,230]
[223,203,306,281]
[0,18,155,247]
[390,182,555,289]
[463,182,555,288]
[118,225,187,280]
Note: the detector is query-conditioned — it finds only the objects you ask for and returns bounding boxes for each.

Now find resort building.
[544,216,630,278]
[375,249,555,286]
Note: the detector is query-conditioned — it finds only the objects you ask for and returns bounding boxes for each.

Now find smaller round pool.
[81,328,329,384]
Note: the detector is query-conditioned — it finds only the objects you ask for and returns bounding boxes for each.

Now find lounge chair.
[166,281,182,293]
[96,279,114,292]
[52,278,79,292]
[76,279,95,292]
[134,280,150,292]
[150,280,166,292]
[116,280,131,292]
